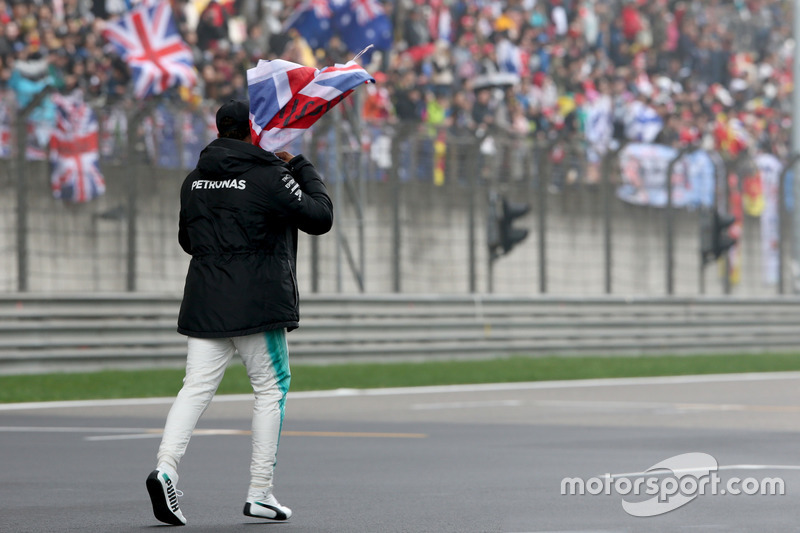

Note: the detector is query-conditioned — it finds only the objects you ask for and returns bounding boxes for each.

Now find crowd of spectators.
[0,0,794,167]
[359,0,792,165]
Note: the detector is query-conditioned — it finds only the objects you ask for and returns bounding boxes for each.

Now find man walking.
[146,99,333,526]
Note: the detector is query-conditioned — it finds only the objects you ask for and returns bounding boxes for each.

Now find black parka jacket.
[176,138,333,338]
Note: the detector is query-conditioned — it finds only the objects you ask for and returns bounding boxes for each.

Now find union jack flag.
[247,54,374,151]
[102,1,197,99]
[50,92,106,203]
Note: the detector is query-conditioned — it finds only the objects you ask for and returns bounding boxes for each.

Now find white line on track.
[411,399,522,410]
[0,426,427,441]
[0,426,156,433]
[609,464,800,479]
[1,371,800,411]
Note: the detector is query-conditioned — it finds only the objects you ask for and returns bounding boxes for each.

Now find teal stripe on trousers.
[265,329,291,445]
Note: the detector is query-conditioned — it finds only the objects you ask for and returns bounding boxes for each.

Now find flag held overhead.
[247,50,375,152]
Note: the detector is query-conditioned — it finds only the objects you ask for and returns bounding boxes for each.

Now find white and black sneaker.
[146,467,186,526]
[243,492,292,521]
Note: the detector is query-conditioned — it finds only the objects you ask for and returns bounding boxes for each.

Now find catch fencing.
[0,93,795,297]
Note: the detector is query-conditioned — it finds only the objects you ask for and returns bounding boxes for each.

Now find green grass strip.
[2,352,800,404]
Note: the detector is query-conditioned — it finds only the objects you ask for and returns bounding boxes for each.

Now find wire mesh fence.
[0,95,794,297]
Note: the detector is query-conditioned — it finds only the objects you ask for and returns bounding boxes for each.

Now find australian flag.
[247,55,374,151]
[50,92,106,203]
[285,0,392,60]
[102,0,197,99]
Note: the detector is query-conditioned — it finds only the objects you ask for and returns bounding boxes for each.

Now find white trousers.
[156,330,291,493]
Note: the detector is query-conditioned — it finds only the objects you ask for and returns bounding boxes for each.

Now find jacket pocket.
[287,259,299,308]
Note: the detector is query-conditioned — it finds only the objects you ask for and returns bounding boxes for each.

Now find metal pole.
[126,115,138,293]
[699,209,706,295]
[333,113,343,293]
[125,101,156,292]
[467,140,477,293]
[15,87,53,292]
[722,159,732,295]
[309,129,320,293]
[347,92,366,292]
[487,251,494,293]
[778,155,800,294]
[601,147,618,294]
[666,158,675,295]
[487,189,498,294]
[390,123,403,292]
[15,103,28,292]
[792,0,800,292]
[537,141,550,294]
[665,145,693,295]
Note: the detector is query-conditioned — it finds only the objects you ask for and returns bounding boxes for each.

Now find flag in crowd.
[756,153,783,285]
[285,0,393,61]
[100,107,128,161]
[25,122,51,161]
[0,99,10,158]
[49,91,106,203]
[247,54,374,151]
[150,104,181,168]
[102,0,197,99]
[181,110,211,169]
[623,99,664,143]
[141,104,224,168]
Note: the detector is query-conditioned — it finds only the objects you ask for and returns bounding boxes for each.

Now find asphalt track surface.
[2,372,800,533]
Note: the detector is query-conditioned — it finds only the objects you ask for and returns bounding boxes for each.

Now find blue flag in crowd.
[152,105,181,169]
[285,0,393,60]
[283,0,334,50]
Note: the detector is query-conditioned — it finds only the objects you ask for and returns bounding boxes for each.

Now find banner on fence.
[617,143,715,208]
[756,153,783,285]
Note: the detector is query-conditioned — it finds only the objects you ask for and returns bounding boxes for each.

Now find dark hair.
[217,116,250,140]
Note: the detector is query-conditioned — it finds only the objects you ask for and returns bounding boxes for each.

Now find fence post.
[125,102,155,292]
[333,110,344,292]
[601,142,626,294]
[537,140,552,294]
[390,123,406,293]
[778,154,800,294]
[15,87,53,292]
[309,128,321,293]
[466,138,478,293]
[721,155,737,295]
[665,145,694,295]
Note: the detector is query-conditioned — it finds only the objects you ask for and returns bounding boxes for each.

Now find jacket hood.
[197,138,284,178]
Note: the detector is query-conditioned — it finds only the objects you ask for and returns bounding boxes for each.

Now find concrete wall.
[0,157,785,297]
